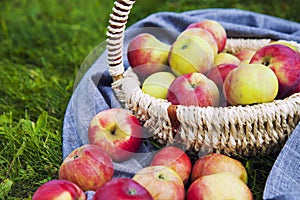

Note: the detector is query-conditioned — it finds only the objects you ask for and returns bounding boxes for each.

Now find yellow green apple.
[223,63,279,106]
[168,29,215,76]
[142,71,176,99]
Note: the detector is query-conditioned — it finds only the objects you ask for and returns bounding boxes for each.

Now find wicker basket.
[106,0,300,156]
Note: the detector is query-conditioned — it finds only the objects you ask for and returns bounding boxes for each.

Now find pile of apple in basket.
[129,20,300,107]
[32,19,300,199]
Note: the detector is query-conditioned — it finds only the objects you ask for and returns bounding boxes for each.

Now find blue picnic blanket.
[62,8,300,199]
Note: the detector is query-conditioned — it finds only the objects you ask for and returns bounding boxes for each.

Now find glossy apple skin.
[250,44,300,99]
[168,29,215,76]
[167,73,220,107]
[88,108,143,162]
[93,178,153,200]
[186,173,253,200]
[186,19,227,53]
[32,179,86,200]
[150,146,192,184]
[223,63,278,106]
[133,166,185,200]
[59,144,114,192]
[191,153,248,183]
[127,33,171,80]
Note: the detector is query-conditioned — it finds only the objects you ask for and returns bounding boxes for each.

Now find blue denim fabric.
[62,8,300,199]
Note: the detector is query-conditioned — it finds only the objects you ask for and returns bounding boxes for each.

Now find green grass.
[1,0,300,199]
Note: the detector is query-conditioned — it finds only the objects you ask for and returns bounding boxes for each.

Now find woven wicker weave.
[106,0,300,156]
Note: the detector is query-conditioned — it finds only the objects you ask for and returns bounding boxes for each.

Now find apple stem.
[158,173,165,180]
[73,155,79,160]
[181,44,188,50]
[128,189,137,195]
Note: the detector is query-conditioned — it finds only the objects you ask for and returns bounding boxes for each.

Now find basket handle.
[106,0,136,81]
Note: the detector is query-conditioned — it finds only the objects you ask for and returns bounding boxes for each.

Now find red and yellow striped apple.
[186,173,253,200]
[149,146,192,184]
[133,166,185,200]
[59,144,114,192]
[186,19,227,53]
[190,153,248,183]
[32,179,86,200]
[250,44,300,99]
[127,33,171,80]
[88,108,143,162]
[167,72,220,107]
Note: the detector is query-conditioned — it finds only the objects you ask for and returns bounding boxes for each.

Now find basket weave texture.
[107,0,300,156]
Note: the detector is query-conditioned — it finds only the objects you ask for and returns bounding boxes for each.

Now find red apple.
[93,178,153,200]
[167,72,220,107]
[186,19,227,53]
[59,144,114,192]
[127,33,171,80]
[32,179,86,200]
[191,153,248,183]
[88,108,143,162]
[186,173,253,200]
[250,44,300,99]
[206,63,239,89]
[133,166,185,200]
[149,146,192,184]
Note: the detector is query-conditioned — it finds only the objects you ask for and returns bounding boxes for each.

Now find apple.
[32,179,86,200]
[190,153,248,183]
[133,166,185,200]
[88,108,143,162]
[59,144,114,192]
[127,33,171,80]
[250,44,300,99]
[269,40,298,52]
[149,146,192,184]
[186,173,253,200]
[181,27,218,56]
[93,178,153,200]
[234,49,256,64]
[142,71,176,99]
[186,19,227,53]
[223,63,278,106]
[167,72,220,107]
[168,29,215,76]
[214,52,240,67]
[206,63,239,90]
